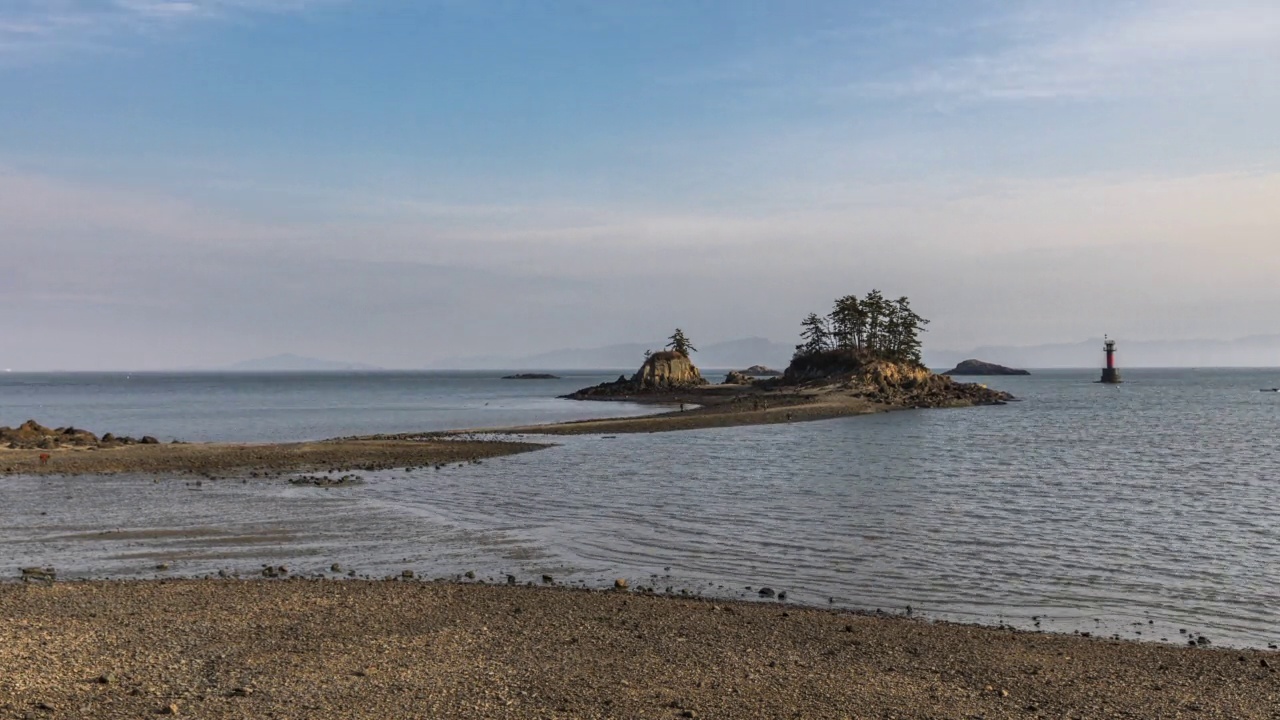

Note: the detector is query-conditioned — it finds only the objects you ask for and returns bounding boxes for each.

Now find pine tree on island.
[791,290,930,370]
[666,328,697,357]
[797,313,832,356]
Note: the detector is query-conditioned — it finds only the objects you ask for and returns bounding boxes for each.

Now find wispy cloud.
[860,0,1280,100]
[0,0,333,61]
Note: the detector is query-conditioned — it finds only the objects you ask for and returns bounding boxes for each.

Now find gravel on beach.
[1,580,1275,719]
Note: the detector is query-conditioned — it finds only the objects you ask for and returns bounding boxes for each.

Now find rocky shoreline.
[1,580,1274,719]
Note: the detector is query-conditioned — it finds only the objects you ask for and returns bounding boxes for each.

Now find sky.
[1,0,1278,370]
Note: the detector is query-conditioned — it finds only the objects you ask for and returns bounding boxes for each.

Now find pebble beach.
[2,580,1276,719]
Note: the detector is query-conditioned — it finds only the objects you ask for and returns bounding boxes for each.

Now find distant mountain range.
[225,334,1280,373]
[433,337,796,371]
[221,354,383,372]
[924,335,1280,370]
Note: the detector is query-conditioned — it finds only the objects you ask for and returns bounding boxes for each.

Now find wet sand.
[1,580,1274,719]
[0,438,547,477]
[486,394,890,435]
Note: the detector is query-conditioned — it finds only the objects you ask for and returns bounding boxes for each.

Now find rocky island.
[501,373,561,380]
[737,364,783,376]
[943,359,1030,376]
[479,301,1014,436]
[566,349,706,399]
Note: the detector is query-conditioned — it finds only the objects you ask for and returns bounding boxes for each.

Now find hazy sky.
[2,0,1278,369]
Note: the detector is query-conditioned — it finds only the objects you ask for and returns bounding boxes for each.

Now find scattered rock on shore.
[288,474,364,488]
[0,419,168,451]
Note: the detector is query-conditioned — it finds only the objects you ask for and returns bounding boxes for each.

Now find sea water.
[2,368,1278,648]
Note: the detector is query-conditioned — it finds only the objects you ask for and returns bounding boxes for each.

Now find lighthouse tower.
[1100,336,1122,384]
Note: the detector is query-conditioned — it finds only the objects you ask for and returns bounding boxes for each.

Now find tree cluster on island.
[794,290,929,365]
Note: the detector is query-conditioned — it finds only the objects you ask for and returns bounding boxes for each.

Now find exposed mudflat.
[488,392,891,435]
[0,438,547,477]
[0,581,1275,719]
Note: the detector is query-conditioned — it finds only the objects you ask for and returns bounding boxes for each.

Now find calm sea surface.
[3,369,1278,648]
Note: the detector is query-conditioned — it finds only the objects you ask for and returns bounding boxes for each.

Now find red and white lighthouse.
[1100,336,1122,384]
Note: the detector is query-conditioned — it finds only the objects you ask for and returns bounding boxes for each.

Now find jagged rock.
[722,370,754,385]
[943,359,1030,376]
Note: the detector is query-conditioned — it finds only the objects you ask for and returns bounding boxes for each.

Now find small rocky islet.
[501,373,561,380]
[943,358,1031,376]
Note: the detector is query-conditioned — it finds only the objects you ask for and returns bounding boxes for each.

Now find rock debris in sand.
[1,581,1276,719]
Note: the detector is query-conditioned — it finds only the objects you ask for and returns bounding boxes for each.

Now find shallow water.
[0,370,658,441]
[3,368,1279,648]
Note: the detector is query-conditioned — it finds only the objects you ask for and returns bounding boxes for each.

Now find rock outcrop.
[631,351,705,390]
[566,351,707,398]
[943,359,1030,376]
[737,365,782,376]
[722,370,754,385]
[781,350,1013,407]
[1,420,98,449]
[0,420,159,450]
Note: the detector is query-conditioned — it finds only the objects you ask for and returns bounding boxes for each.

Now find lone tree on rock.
[666,328,697,356]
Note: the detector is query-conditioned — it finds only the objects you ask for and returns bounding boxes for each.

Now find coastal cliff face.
[632,351,706,390]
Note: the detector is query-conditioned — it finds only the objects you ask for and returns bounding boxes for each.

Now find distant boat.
[1262,388,1279,393]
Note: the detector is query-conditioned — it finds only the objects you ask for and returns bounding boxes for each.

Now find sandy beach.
[1,580,1274,719]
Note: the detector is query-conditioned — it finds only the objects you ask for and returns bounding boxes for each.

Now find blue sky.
[2,1,1278,369]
